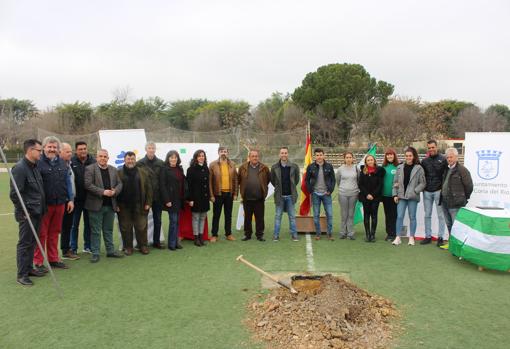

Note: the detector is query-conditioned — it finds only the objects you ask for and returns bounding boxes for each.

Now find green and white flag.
[353,144,377,225]
[450,207,510,271]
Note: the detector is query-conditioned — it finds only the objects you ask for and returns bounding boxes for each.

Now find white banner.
[98,129,147,168]
[464,132,510,209]
[155,143,219,172]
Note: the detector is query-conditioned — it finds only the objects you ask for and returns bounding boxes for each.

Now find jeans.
[382,196,397,237]
[70,201,91,253]
[396,199,418,237]
[60,208,73,254]
[211,192,234,237]
[192,212,207,236]
[274,195,297,238]
[338,195,357,237]
[441,202,459,235]
[362,200,380,236]
[423,190,446,238]
[88,206,115,256]
[151,201,163,244]
[167,211,179,249]
[312,193,333,236]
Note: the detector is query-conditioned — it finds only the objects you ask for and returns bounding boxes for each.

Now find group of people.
[333,140,473,247]
[10,137,473,287]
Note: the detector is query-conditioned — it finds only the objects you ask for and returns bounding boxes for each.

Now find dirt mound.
[247,275,398,349]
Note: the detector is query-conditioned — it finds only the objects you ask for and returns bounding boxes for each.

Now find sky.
[1,0,509,110]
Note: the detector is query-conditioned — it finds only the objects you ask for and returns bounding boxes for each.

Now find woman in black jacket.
[358,154,386,242]
[186,150,210,247]
[160,150,186,251]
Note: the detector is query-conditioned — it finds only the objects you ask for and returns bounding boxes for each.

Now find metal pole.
[0,146,63,298]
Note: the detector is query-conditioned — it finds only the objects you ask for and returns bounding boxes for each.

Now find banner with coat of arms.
[464,132,510,209]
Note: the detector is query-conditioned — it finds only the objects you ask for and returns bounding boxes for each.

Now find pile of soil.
[247,275,398,349]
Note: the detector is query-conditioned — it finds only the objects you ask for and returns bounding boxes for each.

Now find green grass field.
[1,172,509,349]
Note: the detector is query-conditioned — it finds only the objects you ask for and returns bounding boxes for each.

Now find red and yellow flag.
[299,125,312,215]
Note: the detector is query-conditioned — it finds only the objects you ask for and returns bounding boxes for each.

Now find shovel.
[236,255,298,294]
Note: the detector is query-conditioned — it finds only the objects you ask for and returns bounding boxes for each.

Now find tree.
[56,101,94,132]
[164,99,209,130]
[376,100,419,148]
[292,63,394,146]
[486,104,510,131]
[196,100,251,129]
[0,98,38,147]
[252,92,287,132]
[452,106,508,138]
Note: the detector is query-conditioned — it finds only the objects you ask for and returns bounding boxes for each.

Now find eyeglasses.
[31,148,42,152]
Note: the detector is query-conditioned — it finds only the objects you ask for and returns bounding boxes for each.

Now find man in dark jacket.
[420,140,448,245]
[70,141,96,254]
[270,147,300,241]
[137,142,165,248]
[305,148,335,240]
[10,139,46,286]
[118,152,152,255]
[35,136,74,271]
[439,147,473,249]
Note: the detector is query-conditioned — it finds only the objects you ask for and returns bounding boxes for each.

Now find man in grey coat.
[84,149,124,263]
[270,147,301,241]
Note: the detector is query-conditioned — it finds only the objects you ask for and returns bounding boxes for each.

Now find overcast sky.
[1,0,509,110]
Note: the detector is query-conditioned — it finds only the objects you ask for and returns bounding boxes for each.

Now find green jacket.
[117,165,153,214]
[270,161,301,205]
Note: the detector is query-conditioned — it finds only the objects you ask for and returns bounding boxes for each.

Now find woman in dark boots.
[160,150,186,251]
[186,150,210,247]
[358,154,385,242]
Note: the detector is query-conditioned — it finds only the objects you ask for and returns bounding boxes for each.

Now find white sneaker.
[392,237,401,246]
[408,237,415,246]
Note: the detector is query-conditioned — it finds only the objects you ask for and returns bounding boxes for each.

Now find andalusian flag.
[449,208,510,271]
[353,143,377,225]
[299,124,312,215]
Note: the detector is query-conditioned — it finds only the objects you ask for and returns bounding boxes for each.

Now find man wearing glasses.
[10,139,46,286]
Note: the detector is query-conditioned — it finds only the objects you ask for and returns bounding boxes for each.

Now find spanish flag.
[299,124,312,215]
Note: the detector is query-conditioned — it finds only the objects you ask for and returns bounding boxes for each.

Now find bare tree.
[191,109,222,131]
[376,101,419,148]
[453,106,508,137]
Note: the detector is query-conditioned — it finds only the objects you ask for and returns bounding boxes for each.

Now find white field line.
[0,213,13,216]
[305,233,316,272]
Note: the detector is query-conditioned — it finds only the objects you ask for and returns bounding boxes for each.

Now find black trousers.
[16,215,41,278]
[211,192,234,237]
[382,196,397,237]
[243,199,265,239]
[151,201,163,244]
[61,208,73,253]
[362,200,380,234]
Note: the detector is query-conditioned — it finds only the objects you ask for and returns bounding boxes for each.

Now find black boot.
[364,220,371,242]
[198,234,205,246]
[194,236,201,247]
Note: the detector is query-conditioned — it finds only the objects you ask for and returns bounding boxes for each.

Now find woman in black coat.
[358,154,386,242]
[160,150,186,250]
[186,150,210,246]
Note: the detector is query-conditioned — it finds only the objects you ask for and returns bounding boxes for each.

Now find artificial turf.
[0,172,509,349]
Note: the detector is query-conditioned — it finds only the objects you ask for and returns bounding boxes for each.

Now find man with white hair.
[137,142,165,248]
[439,147,473,249]
[34,136,74,272]
[60,143,79,260]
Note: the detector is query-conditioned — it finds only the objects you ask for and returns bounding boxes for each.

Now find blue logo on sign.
[115,151,126,168]
[476,150,502,180]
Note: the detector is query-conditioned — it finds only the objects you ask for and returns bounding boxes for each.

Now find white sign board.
[155,143,219,171]
[464,132,510,209]
[98,129,147,168]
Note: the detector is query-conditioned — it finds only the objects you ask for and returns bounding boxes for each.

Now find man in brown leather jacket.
[238,149,270,242]
[208,146,238,242]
